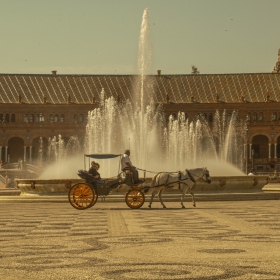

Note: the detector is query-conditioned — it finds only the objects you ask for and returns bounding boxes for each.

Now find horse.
[146,167,211,209]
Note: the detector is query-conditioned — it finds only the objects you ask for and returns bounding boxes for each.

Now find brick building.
[1,51,280,173]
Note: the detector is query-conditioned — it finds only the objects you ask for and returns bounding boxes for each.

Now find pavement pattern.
[0,200,280,279]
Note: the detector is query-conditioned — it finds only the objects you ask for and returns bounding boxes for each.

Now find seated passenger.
[88,161,99,179]
[88,161,105,184]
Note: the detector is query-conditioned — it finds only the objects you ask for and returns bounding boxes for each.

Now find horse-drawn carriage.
[68,154,147,210]
[68,153,211,210]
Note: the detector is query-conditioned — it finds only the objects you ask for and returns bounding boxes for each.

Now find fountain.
[16,8,268,195]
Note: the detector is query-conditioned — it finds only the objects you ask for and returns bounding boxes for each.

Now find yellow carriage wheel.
[68,183,96,210]
[125,189,145,209]
[88,192,99,208]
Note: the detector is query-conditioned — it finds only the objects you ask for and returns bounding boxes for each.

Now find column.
[24,146,27,162]
[5,146,8,162]
[268,143,271,159]
[249,144,252,159]
[29,146,32,163]
[275,143,277,159]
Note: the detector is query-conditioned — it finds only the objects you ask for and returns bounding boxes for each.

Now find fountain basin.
[15,179,85,195]
[15,175,269,196]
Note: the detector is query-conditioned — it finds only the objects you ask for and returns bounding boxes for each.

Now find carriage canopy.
[85,154,121,159]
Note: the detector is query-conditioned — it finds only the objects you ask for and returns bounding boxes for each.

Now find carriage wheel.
[125,189,145,209]
[68,183,97,210]
[88,192,99,208]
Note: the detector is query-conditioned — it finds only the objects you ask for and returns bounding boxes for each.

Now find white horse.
[147,168,211,208]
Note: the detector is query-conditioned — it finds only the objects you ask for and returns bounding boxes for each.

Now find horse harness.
[155,169,208,189]
[156,171,193,190]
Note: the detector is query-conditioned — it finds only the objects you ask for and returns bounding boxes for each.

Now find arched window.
[0,113,3,123]
[209,113,213,122]
[29,114,34,123]
[5,114,9,122]
[252,112,257,121]
[24,114,28,123]
[202,113,207,121]
[36,114,39,122]
[184,112,188,120]
[247,113,251,121]
[74,114,78,123]
[60,114,65,123]
[272,112,277,121]
[39,113,44,122]
[259,112,263,121]
[227,113,232,121]
[54,114,59,123]
[11,114,15,122]
[79,114,83,123]
[49,114,53,123]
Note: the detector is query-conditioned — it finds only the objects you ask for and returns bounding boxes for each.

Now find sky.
[0,0,280,75]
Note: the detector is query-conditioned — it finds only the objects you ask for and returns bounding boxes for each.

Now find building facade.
[1,51,280,173]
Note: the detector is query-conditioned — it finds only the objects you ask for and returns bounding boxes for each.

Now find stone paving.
[0,200,280,279]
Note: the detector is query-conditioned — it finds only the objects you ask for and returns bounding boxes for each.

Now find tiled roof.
[0,73,279,104]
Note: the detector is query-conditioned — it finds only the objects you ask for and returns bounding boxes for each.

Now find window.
[39,113,44,122]
[184,112,188,120]
[247,113,251,121]
[272,112,277,121]
[0,113,3,123]
[54,114,59,123]
[29,114,34,123]
[24,114,28,123]
[79,114,83,123]
[60,114,65,123]
[202,113,207,121]
[209,113,213,122]
[252,112,257,121]
[259,112,263,121]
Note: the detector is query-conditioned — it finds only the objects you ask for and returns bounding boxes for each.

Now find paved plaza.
[0,199,279,279]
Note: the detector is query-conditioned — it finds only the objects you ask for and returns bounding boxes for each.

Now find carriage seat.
[77,170,104,184]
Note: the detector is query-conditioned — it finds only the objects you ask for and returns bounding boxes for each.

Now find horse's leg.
[159,188,166,208]
[189,190,196,207]
[148,189,156,208]
[181,187,187,209]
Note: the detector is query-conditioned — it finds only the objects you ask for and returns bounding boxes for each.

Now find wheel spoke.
[68,183,96,210]
[125,190,145,209]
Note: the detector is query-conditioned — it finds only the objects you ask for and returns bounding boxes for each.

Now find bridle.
[188,168,211,184]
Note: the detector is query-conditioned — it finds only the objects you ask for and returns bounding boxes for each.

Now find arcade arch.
[8,137,24,163]
[251,135,269,158]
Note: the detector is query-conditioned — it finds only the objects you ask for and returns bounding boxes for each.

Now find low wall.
[16,179,85,195]
[15,175,269,196]
[193,176,268,192]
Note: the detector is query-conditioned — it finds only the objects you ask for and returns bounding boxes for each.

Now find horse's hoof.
[163,206,166,209]
[182,205,185,209]
[193,204,196,207]
[148,205,151,208]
